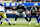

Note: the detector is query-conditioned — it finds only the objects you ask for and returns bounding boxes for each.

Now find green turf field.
[0,18,40,27]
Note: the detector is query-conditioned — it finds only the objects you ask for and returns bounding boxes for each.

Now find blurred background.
[0,0,40,2]
[0,0,40,18]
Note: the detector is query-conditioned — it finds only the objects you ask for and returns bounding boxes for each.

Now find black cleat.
[9,23,11,25]
[1,22,2,24]
[1,21,3,25]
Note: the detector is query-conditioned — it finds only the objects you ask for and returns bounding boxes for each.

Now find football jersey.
[0,6,6,12]
[31,9,36,13]
[16,6,26,13]
[30,7,37,14]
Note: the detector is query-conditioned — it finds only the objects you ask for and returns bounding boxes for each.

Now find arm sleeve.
[4,8,6,12]
[30,7,33,12]
[35,7,37,11]
[23,6,26,11]
[4,6,6,12]
[16,6,18,10]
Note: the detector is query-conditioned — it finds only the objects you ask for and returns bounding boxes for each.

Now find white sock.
[14,21,16,23]
[29,22,31,25]
[29,22,30,23]
[37,23,38,25]
[7,21,10,23]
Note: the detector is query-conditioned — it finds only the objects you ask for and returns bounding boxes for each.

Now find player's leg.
[0,16,3,25]
[22,12,28,21]
[15,15,18,21]
[29,14,32,25]
[14,15,19,24]
[14,11,19,24]
[2,13,11,25]
[29,15,32,22]
[36,18,40,26]
[35,14,38,21]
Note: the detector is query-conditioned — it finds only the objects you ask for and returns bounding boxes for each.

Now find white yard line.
[0,26,34,27]
[2,21,37,23]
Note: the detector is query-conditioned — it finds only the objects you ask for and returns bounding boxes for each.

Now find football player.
[0,2,11,25]
[29,6,38,25]
[14,2,28,24]
[36,8,40,26]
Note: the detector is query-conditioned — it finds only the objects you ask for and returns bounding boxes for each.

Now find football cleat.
[36,23,38,26]
[9,23,11,25]
[14,21,16,25]
[1,22,3,25]
[29,22,31,25]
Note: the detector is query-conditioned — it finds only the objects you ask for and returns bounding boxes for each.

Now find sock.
[15,15,18,21]
[5,18,10,23]
[24,17,28,21]
[0,18,1,21]
[37,18,40,23]
[37,23,38,25]
[1,21,2,24]
[29,22,30,23]
[36,16,38,21]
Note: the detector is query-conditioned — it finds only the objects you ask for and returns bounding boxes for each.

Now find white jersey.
[0,6,6,12]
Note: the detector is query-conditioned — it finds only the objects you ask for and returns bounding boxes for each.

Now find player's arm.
[24,6,27,14]
[35,7,37,14]
[35,7,38,16]
[16,6,18,11]
[25,9,27,14]
[30,7,32,14]
[30,10,32,14]
[13,6,17,14]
